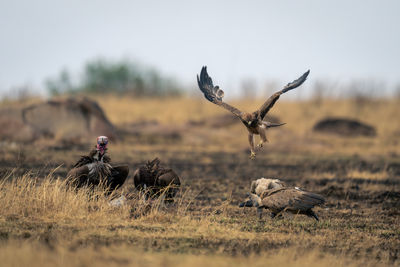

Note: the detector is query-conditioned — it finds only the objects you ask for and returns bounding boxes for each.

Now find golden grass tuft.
[309,170,391,180]
[346,170,390,180]
[308,172,337,179]
[0,170,130,225]
[0,170,205,230]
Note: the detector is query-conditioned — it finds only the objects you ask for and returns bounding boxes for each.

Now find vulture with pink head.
[66,136,129,194]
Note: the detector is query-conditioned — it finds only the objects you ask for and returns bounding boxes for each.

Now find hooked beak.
[97,144,107,155]
[239,199,254,208]
[248,121,251,126]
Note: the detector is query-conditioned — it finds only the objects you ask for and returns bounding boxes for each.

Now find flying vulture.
[197,66,310,159]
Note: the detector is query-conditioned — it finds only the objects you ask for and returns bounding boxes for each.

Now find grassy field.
[0,96,399,266]
[96,96,400,156]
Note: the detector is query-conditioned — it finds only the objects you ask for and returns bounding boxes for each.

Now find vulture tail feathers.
[265,122,286,128]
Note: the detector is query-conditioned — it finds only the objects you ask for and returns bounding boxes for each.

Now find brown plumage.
[197,66,310,159]
[66,147,129,194]
[133,158,181,201]
[239,187,325,221]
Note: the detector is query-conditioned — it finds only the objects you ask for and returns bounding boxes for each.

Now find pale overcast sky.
[0,0,399,96]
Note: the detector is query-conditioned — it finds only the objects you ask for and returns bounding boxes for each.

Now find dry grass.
[309,172,337,179]
[309,170,391,180]
[0,96,399,266]
[0,171,129,225]
[95,96,399,134]
[1,95,399,156]
[346,170,390,180]
[0,170,399,266]
[0,171,199,226]
[93,96,400,156]
[0,242,387,267]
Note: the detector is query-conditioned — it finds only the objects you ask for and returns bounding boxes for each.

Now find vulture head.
[145,157,160,173]
[239,193,262,208]
[96,135,108,156]
[243,113,258,127]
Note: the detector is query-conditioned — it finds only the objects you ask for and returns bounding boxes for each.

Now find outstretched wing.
[197,66,243,118]
[256,70,310,119]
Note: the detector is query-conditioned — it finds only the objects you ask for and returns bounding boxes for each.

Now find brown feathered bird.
[133,158,181,201]
[248,178,286,218]
[239,187,325,221]
[66,136,129,194]
[197,67,310,159]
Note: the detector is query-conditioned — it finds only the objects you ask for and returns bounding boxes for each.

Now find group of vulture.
[67,136,181,200]
[66,67,325,220]
[66,136,325,221]
[67,67,325,220]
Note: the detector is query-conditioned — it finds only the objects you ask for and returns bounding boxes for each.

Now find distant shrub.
[46,58,183,97]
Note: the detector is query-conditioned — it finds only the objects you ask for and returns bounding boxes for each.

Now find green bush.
[46,58,182,97]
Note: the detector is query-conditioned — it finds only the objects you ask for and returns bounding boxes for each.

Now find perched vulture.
[197,66,310,159]
[133,158,180,201]
[66,136,129,194]
[239,187,325,221]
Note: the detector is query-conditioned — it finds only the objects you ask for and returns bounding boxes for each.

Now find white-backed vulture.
[239,187,325,221]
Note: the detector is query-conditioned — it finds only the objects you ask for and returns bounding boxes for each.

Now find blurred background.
[1,0,399,99]
[0,0,399,157]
